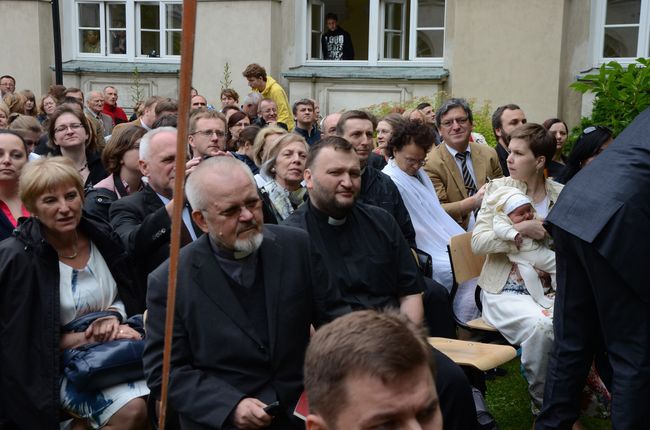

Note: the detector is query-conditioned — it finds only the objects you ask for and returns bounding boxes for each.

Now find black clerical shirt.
[284,200,423,311]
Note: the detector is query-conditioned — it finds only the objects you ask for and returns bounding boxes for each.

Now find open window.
[304,0,445,64]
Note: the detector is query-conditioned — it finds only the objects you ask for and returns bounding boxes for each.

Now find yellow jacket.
[471,176,563,294]
[259,76,294,131]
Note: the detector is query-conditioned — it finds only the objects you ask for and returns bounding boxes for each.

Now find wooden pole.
[158,1,197,428]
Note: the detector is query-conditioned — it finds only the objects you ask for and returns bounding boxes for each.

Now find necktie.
[455,151,477,196]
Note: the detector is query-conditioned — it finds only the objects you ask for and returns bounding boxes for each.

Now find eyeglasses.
[54,123,84,134]
[403,157,426,167]
[440,117,470,128]
[582,125,611,135]
[192,129,226,138]
[217,199,262,218]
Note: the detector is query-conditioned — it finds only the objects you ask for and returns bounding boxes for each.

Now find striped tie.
[455,151,477,196]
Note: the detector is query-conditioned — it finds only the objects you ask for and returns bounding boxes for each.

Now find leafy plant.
[570,58,650,139]
[129,66,145,108]
[220,62,233,90]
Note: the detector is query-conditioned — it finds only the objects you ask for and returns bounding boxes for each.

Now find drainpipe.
[51,0,63,84]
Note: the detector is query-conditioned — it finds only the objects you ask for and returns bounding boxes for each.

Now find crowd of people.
[0,63,647,430]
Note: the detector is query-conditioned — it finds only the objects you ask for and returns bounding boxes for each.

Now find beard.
[310,179,358,218]
[234,231,263,253]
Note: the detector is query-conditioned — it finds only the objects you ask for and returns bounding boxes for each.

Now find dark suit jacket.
[546,107,650,301]
[424,141,503,229]
[143,226,350,429]
[109,184,202,291]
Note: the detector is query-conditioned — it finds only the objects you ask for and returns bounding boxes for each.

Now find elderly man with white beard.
[143,156,350,430]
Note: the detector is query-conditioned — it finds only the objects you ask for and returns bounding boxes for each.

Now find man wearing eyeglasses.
[423,98,503,231]
[188,109,228,158]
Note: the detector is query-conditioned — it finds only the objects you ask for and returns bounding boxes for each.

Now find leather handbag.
[62,311,145,391]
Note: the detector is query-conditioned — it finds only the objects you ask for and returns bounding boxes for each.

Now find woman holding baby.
[471,123,609,424]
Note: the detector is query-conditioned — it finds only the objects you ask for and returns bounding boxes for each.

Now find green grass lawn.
[485,358,611,430]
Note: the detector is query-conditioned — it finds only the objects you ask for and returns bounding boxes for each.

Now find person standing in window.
[321,13,355,60]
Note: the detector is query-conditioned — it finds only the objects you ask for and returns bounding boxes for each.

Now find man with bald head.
[320,112,341,138]
[109,127,202,296]
[143,156,349,429]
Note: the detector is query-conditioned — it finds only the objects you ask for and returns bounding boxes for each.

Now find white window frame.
[70,0,182,62]
[590,0,650,65]
[300,0,445,67]
[380,0,408,61]
[307,0,324,59]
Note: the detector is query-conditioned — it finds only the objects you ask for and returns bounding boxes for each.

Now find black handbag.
[61,311,145,391]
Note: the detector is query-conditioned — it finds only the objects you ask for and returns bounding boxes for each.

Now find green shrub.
[362,92,497,148]
[569,58,650,146]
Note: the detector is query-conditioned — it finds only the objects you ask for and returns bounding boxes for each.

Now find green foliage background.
[363,92,498,148]
[568,57,650,149]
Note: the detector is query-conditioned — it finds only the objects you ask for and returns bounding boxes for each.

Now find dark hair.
[152,114,178,129]
[0,75,16,85]
[242,63,267,81]
[325,13,338,21]
[292,98,314,115]
[48,105,99,153]
[222,105,241,116]
[435,98,473,128]
[542,117,568,135]
[48,85,67,103]
[335,110,377,136]
[306,136,355,169]
[64,87,82,96]
[0,129,28,154]
[416,102,431,111]
[509,123,555,167]
[102,125,147,174]
[387,120,434,158]
[62,97,84,109]
[557,126,613,184]
[154,98,178,117]
[235,125,261,150]
[491,104,522,142]
[226,111,249,149]
[220,88,240,102]
[304,310,432,423]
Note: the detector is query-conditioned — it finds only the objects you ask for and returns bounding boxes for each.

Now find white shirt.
[156,193,198,241]
[445,143,478,230]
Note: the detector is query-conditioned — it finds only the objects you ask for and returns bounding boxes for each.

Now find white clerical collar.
[328,216,346,226]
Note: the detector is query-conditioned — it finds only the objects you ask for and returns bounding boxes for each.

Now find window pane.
[603,26,639,57]
[80,29,101,53]
[78,3,100,27]
[385,2,403,31]
[108,4,126,28]
[141,4,160,29]
[384,32,402,59]
[606,0,641,25]
[417,0,444,28]
[311,4,322,30]
[110,30,127,54]
[167,4,183,29]
[141,31,160,56]
[311,34,321,59]
[166,31,181,55]
[416,29,443,57]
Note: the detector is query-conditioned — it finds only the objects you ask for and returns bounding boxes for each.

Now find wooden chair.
[448,232,497,333]
[428,337,516,371]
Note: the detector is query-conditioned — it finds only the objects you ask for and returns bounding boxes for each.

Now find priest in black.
[144,157,350,429]
[283,137,478,430]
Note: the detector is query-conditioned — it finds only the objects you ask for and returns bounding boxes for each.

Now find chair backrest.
[448,232,486,284]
